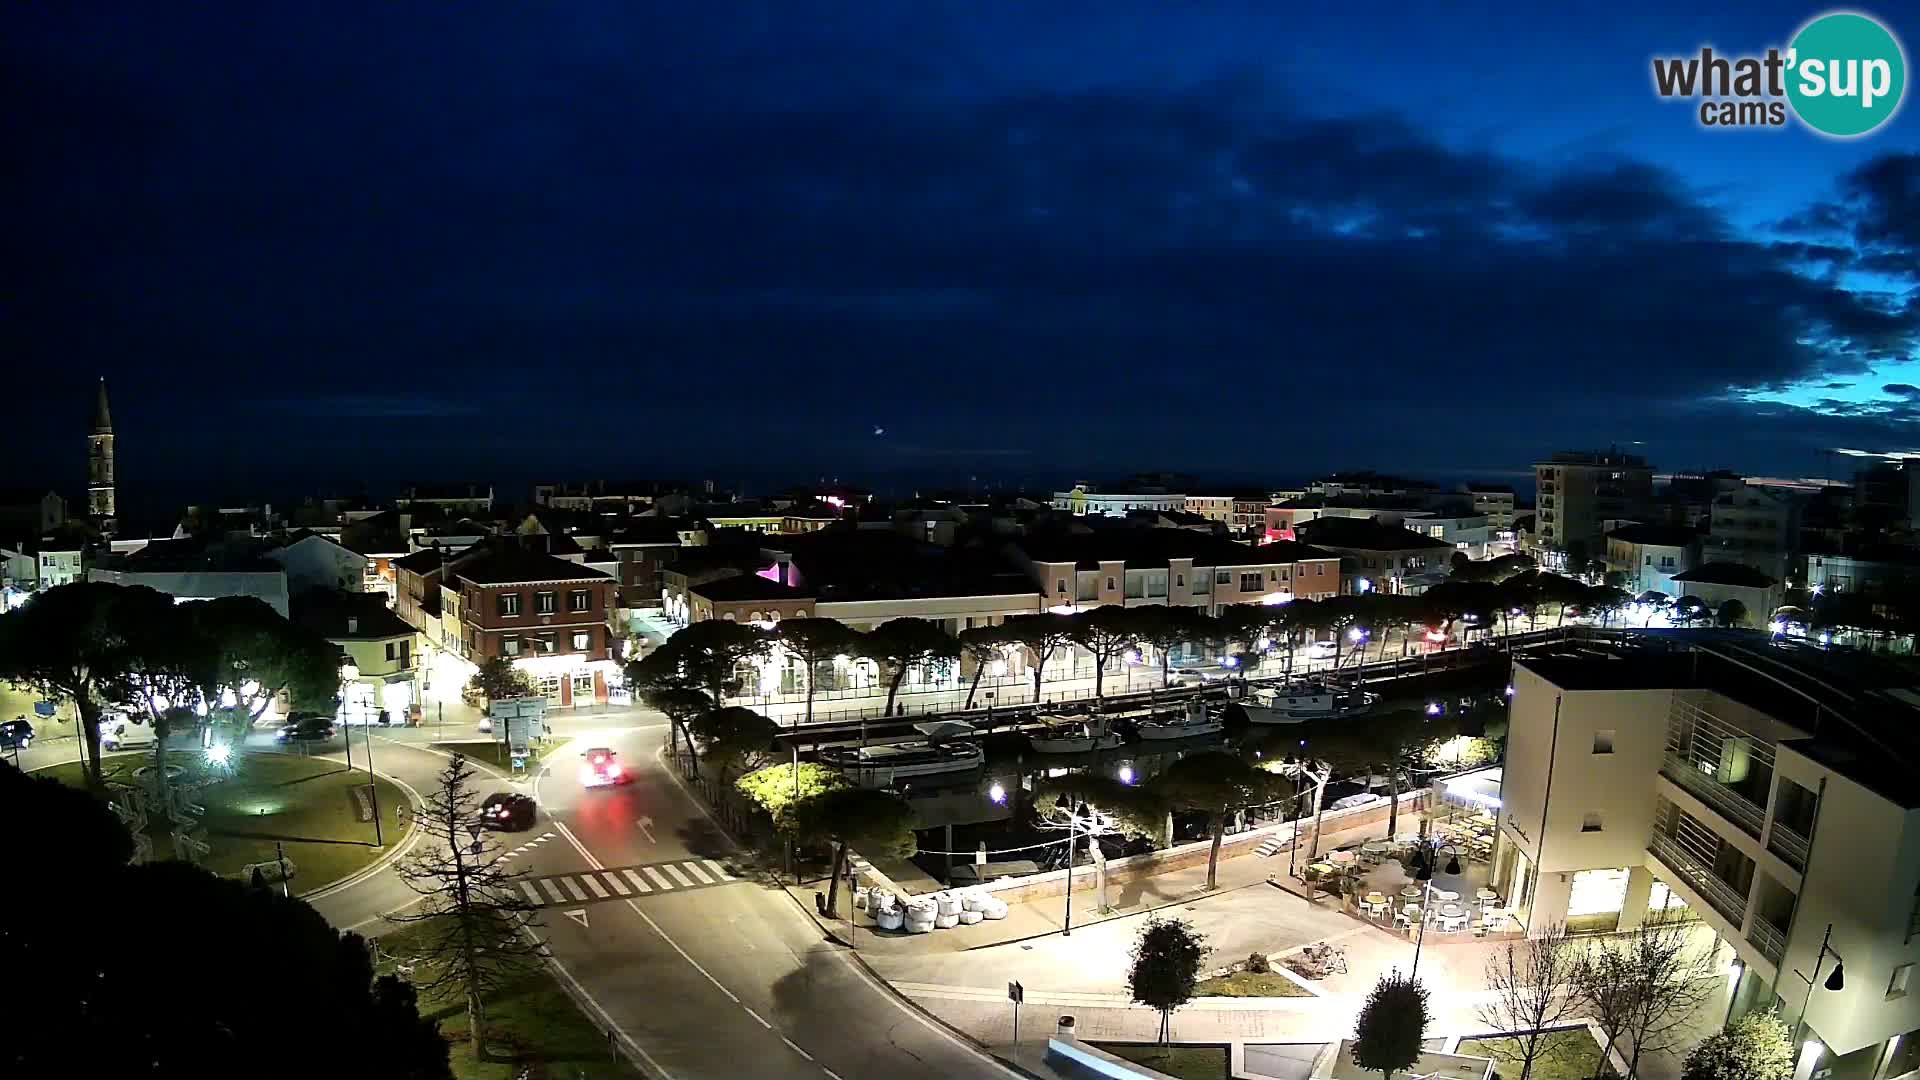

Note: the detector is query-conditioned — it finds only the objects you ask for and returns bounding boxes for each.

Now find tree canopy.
[1351,972,1430,1080]
[0,761,449,1079]
[1127,916,1209,1045]
[855,616,960,716]
[735,761,850,832]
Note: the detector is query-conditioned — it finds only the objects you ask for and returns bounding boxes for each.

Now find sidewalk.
[785,835,1713,1074]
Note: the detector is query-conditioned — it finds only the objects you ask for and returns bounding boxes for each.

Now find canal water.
[875,663,1513,885]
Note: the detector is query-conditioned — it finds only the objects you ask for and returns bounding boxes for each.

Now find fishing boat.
[1134,700,1225,741]
[1240,682,1376,725]
[820,740,986,786]
[1028,715,1125,754]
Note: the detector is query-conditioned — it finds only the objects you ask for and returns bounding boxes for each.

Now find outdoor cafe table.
[1399,885,1424,901]
[1328,849,1357,866]
[1432,888,1460,902]
[1361,840,1391,856]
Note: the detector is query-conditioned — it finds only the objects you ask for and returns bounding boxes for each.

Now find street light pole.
[1062,806,1077,937]
[1793,923,1846,1044]
[365,725,383,848]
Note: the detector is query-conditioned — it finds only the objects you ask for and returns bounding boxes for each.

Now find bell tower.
[88,377,116,536]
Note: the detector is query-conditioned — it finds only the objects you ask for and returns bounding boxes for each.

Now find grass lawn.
[1194,970,1315,997]
[1090,1043,1231,1080]
[377,917,643,1080]
[41,750,408,892]
[1458,1029,1617,1080]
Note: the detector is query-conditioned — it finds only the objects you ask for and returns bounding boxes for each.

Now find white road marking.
[520,882,544,905]
[743,1006,773,1029]
[562,877,590,901]
[782,1036,813,1060]
[582,875,610,899]
[821,1068,845,1080]
[622,869,653,893]
[604,872,631,895]
[539,879,568,903]
[564,908,590,928]
[681,861,714,885]
[662,863,696,887]
[548,817,741,1007]
[701,859,735,881]
[643,866,675,890]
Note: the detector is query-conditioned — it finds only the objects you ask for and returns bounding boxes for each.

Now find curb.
[298,766,425,901]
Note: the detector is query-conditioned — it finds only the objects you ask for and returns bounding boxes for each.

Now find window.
[1581,812,1604,833]
[1215,571,1230,585]
[569,589,590,612]
[1240,572,1261,591]
[537,633,556,654]
[1891,964,1914,1000]
[502,636,521,657]
[536,591,557,614]
[571,631,590,651]
[385,642,397,661]
[1106,577,1116,591]
[1269,569,1279,582]
[1593,730,1615,755]
[1175,574,1185,587]
[1056,579,1067,594]
[1645,555,1652,566]
[499,593,521,617]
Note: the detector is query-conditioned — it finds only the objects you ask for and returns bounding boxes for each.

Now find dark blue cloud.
[3,2,1919,513]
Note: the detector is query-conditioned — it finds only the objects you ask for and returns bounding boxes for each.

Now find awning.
[1434,766,1502,810]
[912,719,977,741]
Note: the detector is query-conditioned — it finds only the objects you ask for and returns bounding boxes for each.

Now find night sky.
[7,3,1920,516]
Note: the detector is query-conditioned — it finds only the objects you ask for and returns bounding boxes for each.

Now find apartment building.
[1708,484,1803,582]
[1502,644,1920,1079]
[1604,523,1701,595]
[1464,484,1517,531]
[1014,531,1340,613]
[291,589,419,725]
[1535,449,1654,556]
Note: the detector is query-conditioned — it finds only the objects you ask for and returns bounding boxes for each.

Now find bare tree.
[389,753,545,1061]
[1476,922,1584,1080]
[1573,912,1722,1079]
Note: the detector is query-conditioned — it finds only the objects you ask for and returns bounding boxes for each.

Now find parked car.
[479,792,537,831]
[1305,640,1340,661]
[276,713,336,743]
[579,747,630,787]
[100,713,156,751]
[0,718,34,752]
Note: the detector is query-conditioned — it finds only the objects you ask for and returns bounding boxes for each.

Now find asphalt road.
[225,715,1019,1079]
[516,724,1016,1079]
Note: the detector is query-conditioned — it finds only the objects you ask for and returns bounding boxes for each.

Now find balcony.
[1649,833,1749,926]
[1749,916,1788,966]
[1662,753,1766,837]
[1767,822,1810,871]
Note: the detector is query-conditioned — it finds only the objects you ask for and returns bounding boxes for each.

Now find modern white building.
[1502,644,1920,1079]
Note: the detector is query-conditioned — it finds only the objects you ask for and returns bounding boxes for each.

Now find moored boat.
[1135,700,1225,741]
[820,740,987,786]
[1028,715,1126,753]
[1240,682,1375,725]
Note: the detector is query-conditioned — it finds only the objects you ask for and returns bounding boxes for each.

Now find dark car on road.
[480,792,537,831]
[276,713,336,743]
[0,718,34,751]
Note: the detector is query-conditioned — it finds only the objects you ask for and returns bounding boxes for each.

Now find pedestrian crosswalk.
[517,857,747,908]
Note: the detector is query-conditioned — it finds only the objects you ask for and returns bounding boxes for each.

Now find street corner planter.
[1057,1015,1076,1037]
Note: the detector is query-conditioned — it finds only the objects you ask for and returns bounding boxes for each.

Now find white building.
[1053,485,1186,517]
[1502,644,1920,1079]
[267,531,371,595]
[1604,523,1701,595]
